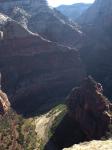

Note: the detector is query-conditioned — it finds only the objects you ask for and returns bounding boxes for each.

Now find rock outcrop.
[63,139,112,150]
[0,73,10,115]
[0,90,10,115]
[67,76,112,140]
[0,0,83,48]
[0,89,10,115]
[0,13,86,115]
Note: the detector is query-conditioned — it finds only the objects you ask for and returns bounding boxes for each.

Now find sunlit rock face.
[67,76,112,140]
[0,0,47,13]
[63,140,112,150]
[0,0,83,48]
[0,0,47,28]
[0,90,10,115]
[0,13,86,115]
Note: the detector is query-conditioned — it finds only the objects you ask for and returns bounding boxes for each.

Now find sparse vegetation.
[104,124,112,139]
[0,109,37,150]
[48,104,67,138]
[0,104,67,150]
[35,104,67,150]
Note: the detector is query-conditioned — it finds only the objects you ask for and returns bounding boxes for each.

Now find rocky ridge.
[67,76,112,140]
[0,0,82,47]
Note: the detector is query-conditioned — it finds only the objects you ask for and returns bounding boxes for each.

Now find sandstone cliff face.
[0,13,86,115]
[67,77,112,140]
[0,0,82,48]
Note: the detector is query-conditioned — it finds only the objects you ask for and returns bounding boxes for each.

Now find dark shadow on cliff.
[11,81,78,117]
[44,113,87,150]
[12,98,65,118]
